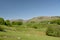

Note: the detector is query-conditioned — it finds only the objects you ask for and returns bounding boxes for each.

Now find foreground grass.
[0,28,60,40]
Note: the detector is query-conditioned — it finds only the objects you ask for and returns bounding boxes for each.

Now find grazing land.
[0,16,60,40]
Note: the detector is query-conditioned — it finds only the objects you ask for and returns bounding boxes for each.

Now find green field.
[0,27,60,40]
[0,17,60,40]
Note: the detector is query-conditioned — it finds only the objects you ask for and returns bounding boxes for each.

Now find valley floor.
[0,28,60,40]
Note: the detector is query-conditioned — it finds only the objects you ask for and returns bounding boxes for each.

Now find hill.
[27,16,60,22]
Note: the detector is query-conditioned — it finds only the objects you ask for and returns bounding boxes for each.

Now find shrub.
[12,21,23,25]
[50,19,60,25]
[5,20,12,26]
[46,24,60,37]
[26,22,47,29]
[0,18,5,25]
[0,25,5,31]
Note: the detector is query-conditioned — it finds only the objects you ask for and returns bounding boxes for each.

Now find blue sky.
[0,0,60,20]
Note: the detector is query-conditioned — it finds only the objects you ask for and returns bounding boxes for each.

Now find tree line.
[0,18,23,26]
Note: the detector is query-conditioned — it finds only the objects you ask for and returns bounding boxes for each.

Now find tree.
[0,18,5,25]
[12,21,23,25]
[5,20,11,26]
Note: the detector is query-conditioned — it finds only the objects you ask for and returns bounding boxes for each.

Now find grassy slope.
[0,27,60,40]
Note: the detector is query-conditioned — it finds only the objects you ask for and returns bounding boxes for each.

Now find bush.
[0,25,5,31]
[46,24,60,37]
[50,19,60,25]
[12,21,23,25]
[26,22,47,29]
[5,20,12,26]
[0,18,5,25]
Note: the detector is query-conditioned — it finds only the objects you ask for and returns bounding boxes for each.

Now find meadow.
[0,25,60,40]
[0,17,60,40]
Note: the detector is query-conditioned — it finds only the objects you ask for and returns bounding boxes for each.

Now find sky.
[0,0,60,20]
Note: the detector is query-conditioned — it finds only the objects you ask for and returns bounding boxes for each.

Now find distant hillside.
[10,19,24,22]
[27,16,60,22]
[9,16,60,23]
